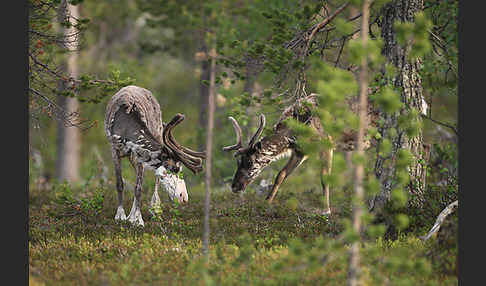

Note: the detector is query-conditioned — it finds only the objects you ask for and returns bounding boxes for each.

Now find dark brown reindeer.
[105,85,206,226]
[223,93,376,215]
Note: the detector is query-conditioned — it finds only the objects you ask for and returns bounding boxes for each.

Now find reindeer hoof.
[127,204,145,226]
[128,212,145,227]
[115,206,127,221]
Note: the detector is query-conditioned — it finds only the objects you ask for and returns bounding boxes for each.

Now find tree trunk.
[348,1,369,285]
[56,0,80,183]
[370,0,427,214]
[203,44,216,260]
[198,55,210,150]
[242,57,257,142]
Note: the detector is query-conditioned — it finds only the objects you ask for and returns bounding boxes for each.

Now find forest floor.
[29,180,457,286]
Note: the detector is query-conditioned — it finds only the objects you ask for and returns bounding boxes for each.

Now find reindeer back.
[104,85,164,143]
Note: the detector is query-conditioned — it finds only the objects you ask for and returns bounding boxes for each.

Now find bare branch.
[29,87,94,130]
[306,3,350,52]
[334,37,346,67]
[422,114,458,136]
[285,2,349,52]
[420,200,458,241]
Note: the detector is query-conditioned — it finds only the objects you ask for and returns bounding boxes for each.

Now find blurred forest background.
[29,0,458,285]
[29,0,457,199]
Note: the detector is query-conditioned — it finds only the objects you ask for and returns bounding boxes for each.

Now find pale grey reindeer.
[104,85,206,226]
[223,93,378,215]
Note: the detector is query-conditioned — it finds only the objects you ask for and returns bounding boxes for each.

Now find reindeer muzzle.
[156,166,189,203]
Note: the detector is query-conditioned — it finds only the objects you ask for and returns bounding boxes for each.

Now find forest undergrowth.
[29,174,457,286]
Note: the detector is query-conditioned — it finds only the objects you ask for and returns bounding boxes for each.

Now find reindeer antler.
[163,113,206,174]
[223,116,243,152]
[248,114,265,148]
[223,114,266,155]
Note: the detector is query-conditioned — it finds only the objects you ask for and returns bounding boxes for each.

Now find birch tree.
[56,0,80,183]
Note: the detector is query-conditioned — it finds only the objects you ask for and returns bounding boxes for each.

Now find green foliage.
[396,149,414,170]
[370,86,403,114]
[378,138,392,157]
[76,69,136,104]
[347,38,384,67]
[391,188,408,209]
[398,109,422,137]
[53,181,105,217]
[335,17,354,36]
[285,117,320,154]
[54,182,77,206]
[395,11,433,60]
[365,176,380,196]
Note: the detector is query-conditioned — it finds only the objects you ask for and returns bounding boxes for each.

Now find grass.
[29,178,457,286]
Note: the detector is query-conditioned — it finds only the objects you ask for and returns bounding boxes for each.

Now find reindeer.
[223,93,377,215]
[104,85,206,226]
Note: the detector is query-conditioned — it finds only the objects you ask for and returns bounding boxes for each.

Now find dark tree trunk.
[370,0,427,214]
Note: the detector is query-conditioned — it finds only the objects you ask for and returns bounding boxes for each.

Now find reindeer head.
[155,165,188,203]
[223,114,267,193]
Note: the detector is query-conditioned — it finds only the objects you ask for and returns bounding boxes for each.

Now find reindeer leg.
[127,156,145,226]
[319,148,334,215]
[266,152,306,203]
[150,176,162,215]
[112,147,127,221]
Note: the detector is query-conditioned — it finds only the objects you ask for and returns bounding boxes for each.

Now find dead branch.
[285,3,349,52]
[420,200,458,241]
[306,3,350,52]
